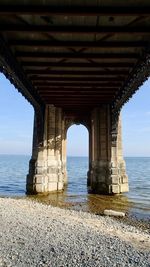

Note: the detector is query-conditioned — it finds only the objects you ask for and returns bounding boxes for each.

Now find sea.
[0,155,150,221]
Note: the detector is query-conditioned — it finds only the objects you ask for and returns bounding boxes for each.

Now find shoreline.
[25,194,150,233]
[0,197,149,266]
[1,194,150,233]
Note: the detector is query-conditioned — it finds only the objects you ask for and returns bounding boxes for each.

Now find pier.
[0,1,150,194]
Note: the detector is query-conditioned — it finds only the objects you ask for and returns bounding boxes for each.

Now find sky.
[0,73,150,156]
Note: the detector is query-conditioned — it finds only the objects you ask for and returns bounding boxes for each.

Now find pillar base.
[26,158,65,194]
[89,160,129,195]
[26,178,64,194]
[26,173,64,194]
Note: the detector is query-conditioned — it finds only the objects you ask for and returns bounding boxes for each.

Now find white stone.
[104,209,125,217]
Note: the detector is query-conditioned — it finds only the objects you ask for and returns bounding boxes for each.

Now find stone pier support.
[27,104,128,195]
[26,105,66,194]
[88,105,128,194]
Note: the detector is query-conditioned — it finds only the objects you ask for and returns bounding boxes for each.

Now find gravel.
[0,198,149,267]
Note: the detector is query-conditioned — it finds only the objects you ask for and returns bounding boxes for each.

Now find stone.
[121,175,128,184]
[120,183,129,193]
[47,182,58,191]
[35,184,45,193]
[111,184,120,194]
[48,174,58,182]
[104,209,125,217]
[111,168,118,175]
[111,175,119,184]
[57,182,64,190]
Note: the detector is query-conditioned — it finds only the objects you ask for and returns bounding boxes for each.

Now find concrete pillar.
[87,127,92,187]
[89,105,128,194]
[111,115,129,194]
[26,105,66,194]
[61,117,67,185]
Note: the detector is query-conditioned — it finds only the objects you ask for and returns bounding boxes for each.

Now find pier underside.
[0,1,150,194]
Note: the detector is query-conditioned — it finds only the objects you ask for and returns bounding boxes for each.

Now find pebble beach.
[0,198,149,267]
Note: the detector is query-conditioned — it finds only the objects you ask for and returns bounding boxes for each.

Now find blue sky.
[0,73,150,156]
[122,78,150,157]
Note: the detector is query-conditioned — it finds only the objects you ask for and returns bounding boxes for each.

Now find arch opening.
[0,73,34,196]
[66,124,89,195]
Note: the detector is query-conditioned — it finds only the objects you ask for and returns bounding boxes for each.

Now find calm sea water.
[0,155,150,219]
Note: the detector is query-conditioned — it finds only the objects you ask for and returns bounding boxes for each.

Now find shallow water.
[0,155,150,220]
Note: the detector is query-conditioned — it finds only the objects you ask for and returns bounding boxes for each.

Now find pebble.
[0,198,149,267]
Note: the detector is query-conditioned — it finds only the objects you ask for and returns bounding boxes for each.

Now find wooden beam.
[46,103,111,105]
[17,51,138,59]
[31,77,124,82]
[39,94,114,97]
[25,68,129,77]
[37,88,117,93]
[36,88,117,92]
[22,62,134,68]
[41,100,112,105]
[38,94,116,97]
[41,98,112,102]
[39,94,115,98]
[1,25,150,34]
[9,40,148,48]
[33,82,121,87]
[36,87,119,91]
[0,5,150,16]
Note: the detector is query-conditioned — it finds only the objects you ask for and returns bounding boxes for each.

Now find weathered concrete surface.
[27,105,67,194]
[88,105,128,194]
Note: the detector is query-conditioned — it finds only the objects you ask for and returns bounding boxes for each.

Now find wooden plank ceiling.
[0,1,150,114]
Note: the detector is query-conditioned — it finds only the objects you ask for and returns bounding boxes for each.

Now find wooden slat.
[9,40,148,48]
[41,98,112,102]
[39,95,115,98]
[41,100,112,105]
[34,82,121,87]
[31,77,124,82]
[25,68,129,77]
[37,88,117,92]
[0,5,150,16]
[22,62,134,68]
[17,51,138,59]
[1,25,150,34]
